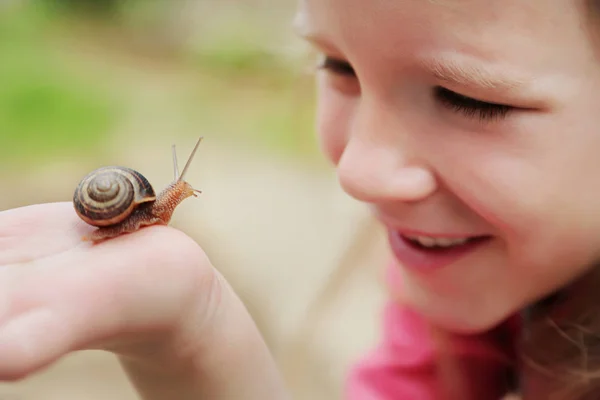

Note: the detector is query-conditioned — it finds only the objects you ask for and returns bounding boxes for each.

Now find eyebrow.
[420,56,530,92]
[293,9,535,96]
[292,11,332,50]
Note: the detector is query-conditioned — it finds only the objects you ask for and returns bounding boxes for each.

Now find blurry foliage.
[0,2,121,167]
[192,32,280,75]
[30,0,170,21]
[175,5,319,159]
[180,71,317,160]
[185,9,290,76]
[33,0,122,16]
[0,0,318,169]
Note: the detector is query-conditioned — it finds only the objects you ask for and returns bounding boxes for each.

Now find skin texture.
[0,202,289,400]
[295,0,600,334]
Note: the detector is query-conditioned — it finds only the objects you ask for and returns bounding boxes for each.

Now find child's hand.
[0,202,289,400]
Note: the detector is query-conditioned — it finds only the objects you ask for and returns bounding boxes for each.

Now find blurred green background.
[0,0,318,171]
[0,3,383,400]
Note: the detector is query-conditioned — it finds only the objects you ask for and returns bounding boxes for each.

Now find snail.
[73,136,203,242]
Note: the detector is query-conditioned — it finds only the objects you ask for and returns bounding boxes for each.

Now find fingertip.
[150,226,211,269]
[75,225,217,326]
[92,224,211,272]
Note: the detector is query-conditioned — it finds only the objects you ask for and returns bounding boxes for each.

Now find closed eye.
[317,55,360,95]
[318,56,515,121]
[318,56,356,76]
[434,87,514,121]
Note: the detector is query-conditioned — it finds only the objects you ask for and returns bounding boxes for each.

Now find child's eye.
[434,86,514,121]
[317,55,359,95]
[318,56,356,77]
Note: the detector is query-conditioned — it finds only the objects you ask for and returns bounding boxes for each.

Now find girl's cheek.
[315,83,356,166]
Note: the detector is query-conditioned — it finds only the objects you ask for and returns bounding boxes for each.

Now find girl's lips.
[388,230,491,273]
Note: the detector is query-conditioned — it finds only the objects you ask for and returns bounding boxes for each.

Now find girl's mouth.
[403,234,488,249]
[388,230,492,273]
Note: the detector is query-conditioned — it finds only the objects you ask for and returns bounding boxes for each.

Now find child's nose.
[336,136,437,204]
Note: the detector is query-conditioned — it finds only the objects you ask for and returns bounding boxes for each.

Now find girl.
[1,0,599,398]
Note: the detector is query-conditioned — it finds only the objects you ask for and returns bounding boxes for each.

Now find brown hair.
[432,265,600,400]
[516,265,600,400]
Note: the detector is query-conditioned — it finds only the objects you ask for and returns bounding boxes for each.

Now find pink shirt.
[345,265,519,399]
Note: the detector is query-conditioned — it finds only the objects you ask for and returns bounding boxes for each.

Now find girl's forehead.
[295,0,590,76]
[295,0,582,40]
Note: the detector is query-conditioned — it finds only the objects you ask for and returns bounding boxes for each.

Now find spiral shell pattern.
[73,166,156,227]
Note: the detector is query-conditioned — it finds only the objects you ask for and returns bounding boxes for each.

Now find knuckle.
[119,225,213,277]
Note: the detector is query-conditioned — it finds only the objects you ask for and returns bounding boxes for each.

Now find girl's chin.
[386,245,515,334]
[399,285,513,335]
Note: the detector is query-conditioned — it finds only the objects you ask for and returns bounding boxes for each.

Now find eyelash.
[318,56,514,121]
[318,56,356,76]
[433,87,513,121]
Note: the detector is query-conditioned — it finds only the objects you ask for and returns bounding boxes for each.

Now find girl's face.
[296,0,600,333]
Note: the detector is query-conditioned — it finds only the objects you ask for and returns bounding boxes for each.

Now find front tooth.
[437,237,468,247]
[411,236,469,247]
[416,236,437,247]
[435,238,455,247]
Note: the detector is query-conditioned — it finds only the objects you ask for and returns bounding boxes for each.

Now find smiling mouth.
[389,231,493,272]
[402,234,491,250]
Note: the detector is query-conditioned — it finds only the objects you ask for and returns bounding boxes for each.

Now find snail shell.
[73,166,156,227]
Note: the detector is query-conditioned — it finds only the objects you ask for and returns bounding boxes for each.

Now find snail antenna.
[178,136,203,182]
[172,144,180,181]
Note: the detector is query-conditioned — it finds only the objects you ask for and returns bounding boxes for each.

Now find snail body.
[73,137,203,242]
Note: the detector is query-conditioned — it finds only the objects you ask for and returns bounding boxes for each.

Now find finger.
[0,226,213,380]
[119,266,291,400]
[0,202,94,265]
[0,308,73,380]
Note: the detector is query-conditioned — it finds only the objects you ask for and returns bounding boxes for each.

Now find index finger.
[0,202,95,265]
